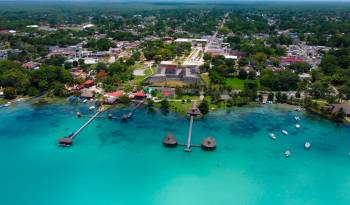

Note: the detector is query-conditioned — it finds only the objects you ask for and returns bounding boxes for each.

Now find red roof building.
[133,91,146,98]
[83,80,94,88]
[162,90,173,97]
[280,57,304,64]
[106,91,125,98]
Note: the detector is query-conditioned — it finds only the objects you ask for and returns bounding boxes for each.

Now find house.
[328,104,350,117]
[131,91,146,100]
[299,73,312,81]
[71,69,86,79]
[105,91,125,98]
[220,94,231,101]
[22,61,39,70]
[104,96,117,104]
[145,65,202,85]
[280,57,304,66]
[80,90,94,99]
[104,91,125,104]
[83,80,94,88]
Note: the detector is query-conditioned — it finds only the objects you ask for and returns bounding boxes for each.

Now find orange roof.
[84,80,94,85]
[133,91,146,97]
[106,91,124,97]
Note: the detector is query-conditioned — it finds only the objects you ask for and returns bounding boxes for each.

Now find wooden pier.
[58,107,105,146]
[184,103,201,152]
[58,102,144,147]
[76,101,144,121]
[162,103,216,152]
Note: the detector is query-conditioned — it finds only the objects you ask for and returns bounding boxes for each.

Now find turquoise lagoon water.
[1,102,350,205]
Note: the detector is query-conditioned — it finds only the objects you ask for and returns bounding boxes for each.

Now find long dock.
[185,116,194,151]
[58,102,144,147]
[70,111,101,140]
[184,103,201,152]
[58,107,106,146]
[78,101,144,120]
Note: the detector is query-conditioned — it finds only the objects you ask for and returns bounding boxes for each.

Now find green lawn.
[168,101,193,115]
[225,78,260,90]
[0,98,7,104]
[133,66,156,85]
[225,78,245,90]
[200,73,210,86]
[130,62,146,70]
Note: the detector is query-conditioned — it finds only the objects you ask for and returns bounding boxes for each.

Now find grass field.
[132,64,156,85]
[151,81,188,87]
[169,101,193,115]
[225,78,245,90]
[200,73,210,86]
[225,78,260,90]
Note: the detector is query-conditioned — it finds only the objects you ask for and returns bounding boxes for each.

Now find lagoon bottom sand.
[0,103,350,205]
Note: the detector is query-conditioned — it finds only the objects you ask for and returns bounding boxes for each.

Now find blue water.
[1,102,350,205]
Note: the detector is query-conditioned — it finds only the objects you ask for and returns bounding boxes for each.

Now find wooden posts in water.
[185,103,201,152]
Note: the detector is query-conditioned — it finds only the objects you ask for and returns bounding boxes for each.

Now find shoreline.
[4,96,348,125]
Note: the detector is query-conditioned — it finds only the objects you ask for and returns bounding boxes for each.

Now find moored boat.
[304,142,311,149]
[285,150,291,157]
[282,130,289,135]
[269,133,276,140]
[4,102,11,107]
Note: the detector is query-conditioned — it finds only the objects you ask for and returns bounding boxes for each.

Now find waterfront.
[1,102,350,205]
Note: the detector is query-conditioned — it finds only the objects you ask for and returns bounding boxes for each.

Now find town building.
[145,64,202,85]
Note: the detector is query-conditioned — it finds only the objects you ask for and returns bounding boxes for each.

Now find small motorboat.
[295,116,300,121]
[295,124,301,129]
[295,107,302,112]
[282,130,289,135]
[269,133,276,140]
[285,150,291,157]
[82,99,87,103]
[3,102,11,107]
[89,106,95,110]
[304,142,311,149]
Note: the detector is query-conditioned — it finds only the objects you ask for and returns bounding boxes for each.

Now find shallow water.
[1,102,350,205]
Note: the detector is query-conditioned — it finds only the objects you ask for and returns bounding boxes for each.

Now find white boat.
[82,99,87,103]
[295,116,300,121]
[304,142,311,149]
[295,124,301,129]
[295,107,301,112]
[285,150,291,157]
[282,130,289,135]
[4,102,11,107]
[89,106,95,110]
[269,133,276,140]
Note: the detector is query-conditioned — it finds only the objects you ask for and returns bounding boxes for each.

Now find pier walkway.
[78,100,144,120]
[59,106,107,146]
[70,111,101,140]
